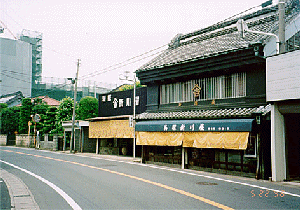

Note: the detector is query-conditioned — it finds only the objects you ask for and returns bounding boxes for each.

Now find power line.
[221,4,261,23]
[42,45,78,61]
[1,84,31,90]
[1,72,31,84]
[0,71,71,98]
[0,19,17,39]
[1,9,23,29]
[80,44,167,80]
[1,68,32,78]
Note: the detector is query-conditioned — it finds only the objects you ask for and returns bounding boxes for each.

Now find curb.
[0,169,39,210]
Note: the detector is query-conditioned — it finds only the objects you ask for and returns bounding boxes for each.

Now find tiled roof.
[36,96,60,107]
[137,1,300,71]
[136,104,271,120]
[15,96,61,107]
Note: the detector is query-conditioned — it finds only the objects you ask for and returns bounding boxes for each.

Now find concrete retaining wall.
[16,135,34,147]
[0,135,7,146]
[37,134,59,151]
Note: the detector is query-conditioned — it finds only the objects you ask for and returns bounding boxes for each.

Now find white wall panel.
[267,50,300,101]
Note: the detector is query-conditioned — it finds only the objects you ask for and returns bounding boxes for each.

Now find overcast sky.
[1,0,273,88]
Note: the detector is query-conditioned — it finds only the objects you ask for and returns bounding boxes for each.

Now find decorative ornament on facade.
[192,84,201,106]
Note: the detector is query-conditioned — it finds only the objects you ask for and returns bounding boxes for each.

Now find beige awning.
[136,131,249,150]
[89,120,134,138]
[136,132,183,146]
[189,132,249,150]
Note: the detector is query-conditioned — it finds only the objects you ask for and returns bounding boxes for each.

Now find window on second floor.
[160,72,246,104]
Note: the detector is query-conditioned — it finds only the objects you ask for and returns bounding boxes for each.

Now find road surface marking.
[0,160,82,210]
[3,150,234,210]
[3,148,300,198]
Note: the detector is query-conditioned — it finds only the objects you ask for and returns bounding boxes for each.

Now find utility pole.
[278,1,286,54]
[133,75,136,159]
[94,81,97,98]
[119,71,137,159]
[70,59,80,153]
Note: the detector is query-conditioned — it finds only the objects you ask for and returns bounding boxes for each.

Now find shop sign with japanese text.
[98,87,147,117]
[135,119,254,132]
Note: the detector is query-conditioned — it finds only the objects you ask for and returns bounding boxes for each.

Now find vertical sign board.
[98,87,147,117]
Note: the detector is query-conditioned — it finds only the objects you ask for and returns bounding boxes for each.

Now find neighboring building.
[32,77,113,101]
[15,95,60,107]
[135,1,300,179]
[89,87,147,156]
[19,29,43,90]
[33,96,60,107]
[267,49,300,181]
[0,37,32,97]
[0,91,24,107]
[62,120,94,153]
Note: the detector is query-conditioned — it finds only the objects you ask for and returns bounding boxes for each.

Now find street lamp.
[119,71,137,159]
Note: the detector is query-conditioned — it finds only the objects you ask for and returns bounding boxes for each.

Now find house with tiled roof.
[15,95,61,107]
[34,96,60,107]
[135,0,300,180]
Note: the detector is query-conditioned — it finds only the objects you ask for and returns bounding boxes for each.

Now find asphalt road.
[0,178,11,209]
[1,146,300,210]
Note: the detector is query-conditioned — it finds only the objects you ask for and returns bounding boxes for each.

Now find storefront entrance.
[285,114,300,180]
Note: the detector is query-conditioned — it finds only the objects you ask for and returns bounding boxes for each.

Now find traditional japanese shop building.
[89,87,147,156]
[135,1,300,179]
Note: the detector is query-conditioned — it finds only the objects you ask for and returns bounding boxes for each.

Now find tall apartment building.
[0,37,32,97]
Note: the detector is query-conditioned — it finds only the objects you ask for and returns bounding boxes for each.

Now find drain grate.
[196,182,218,185]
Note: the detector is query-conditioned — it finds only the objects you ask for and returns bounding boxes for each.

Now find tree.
[117,80,144,91]
[0,103,8,112]
[51,97,73,135]
[0,106,20,135]
[0,103,9,134]
[77,96,98,120]
[42,106,57,134]
[32,98,49,135]
[19,98,33,134]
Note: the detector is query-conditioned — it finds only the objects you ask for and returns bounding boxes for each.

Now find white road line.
[187,173,197,176]
[7,147,300,198]
[127,162,137,165]
[0,160,82,210]
[149,166,159,168]
[91,157,102,160]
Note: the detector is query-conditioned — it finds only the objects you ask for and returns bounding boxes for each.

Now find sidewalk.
[60,150,143,163]
[0,169,39,210]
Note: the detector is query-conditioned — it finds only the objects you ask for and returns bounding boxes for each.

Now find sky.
[1,0,274,88]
